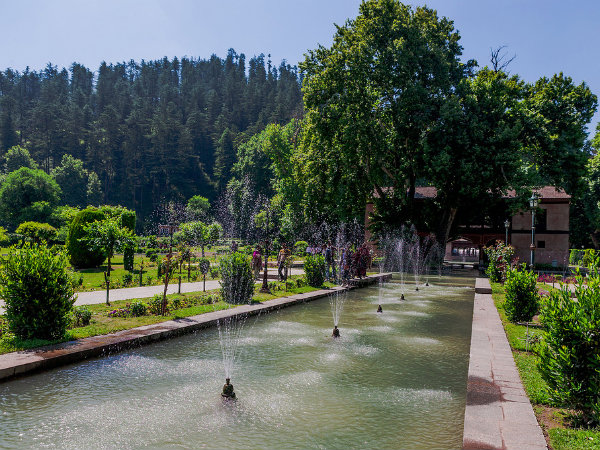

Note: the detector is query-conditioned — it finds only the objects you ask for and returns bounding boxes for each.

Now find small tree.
[186,195,211,220]
[539,260,600,426]
[159,251,181,315]
[198,257,211,291]
[0,242,75,339]
[177,221,222,257]
[220,252,254,304]
[503,264,539,322]
[84,218,135,305]
[15,221,57,243]
[67,207,106,268]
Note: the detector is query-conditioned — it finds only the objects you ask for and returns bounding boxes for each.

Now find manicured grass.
[549,428,600,450]
[491,280,600,448]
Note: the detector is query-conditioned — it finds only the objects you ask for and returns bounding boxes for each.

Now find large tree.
[300,0,471,223]
[0,167,61,229]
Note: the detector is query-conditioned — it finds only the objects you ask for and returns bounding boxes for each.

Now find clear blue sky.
[1,0,599,130]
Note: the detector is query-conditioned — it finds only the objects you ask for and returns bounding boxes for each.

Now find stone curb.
[463,277,547,450]
[0,273,391,383]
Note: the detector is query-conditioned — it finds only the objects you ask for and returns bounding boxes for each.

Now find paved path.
[0,268,305,310]
[463,278,547,450]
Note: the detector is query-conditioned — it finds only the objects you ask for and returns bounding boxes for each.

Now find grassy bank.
[490,282,600,450]
[0,279,334,356]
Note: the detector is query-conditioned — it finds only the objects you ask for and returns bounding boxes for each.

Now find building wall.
[510,202,569,266]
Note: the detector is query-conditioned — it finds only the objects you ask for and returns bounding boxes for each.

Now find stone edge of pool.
[0,273,391,383]
[463,277,547,450]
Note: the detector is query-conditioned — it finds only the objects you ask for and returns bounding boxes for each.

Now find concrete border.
[463,277,547,450]
[0,273,391,383]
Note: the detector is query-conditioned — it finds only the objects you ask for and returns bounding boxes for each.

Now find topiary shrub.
[538,259,600,426]
[15,221,57,243]
[305,254,326,287]
[121,211,136,271]
[219,252,254,304]
[0,242,75,339]
[503,264,539,322]
[67,207,106,268]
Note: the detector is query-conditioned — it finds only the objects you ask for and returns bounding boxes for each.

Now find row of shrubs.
[486,242,600,426]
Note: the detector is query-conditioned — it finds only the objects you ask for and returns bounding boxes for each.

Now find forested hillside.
[0,49,303,225]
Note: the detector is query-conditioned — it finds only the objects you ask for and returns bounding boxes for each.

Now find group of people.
[309,241,373,284]
[250,243,292,281]
[249,241,373,284]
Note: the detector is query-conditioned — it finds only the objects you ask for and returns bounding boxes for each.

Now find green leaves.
[0,242,75,339]
[503,264,539,323]
[539,260,600,425]
[219,252,254,304]
[83,217,135,260]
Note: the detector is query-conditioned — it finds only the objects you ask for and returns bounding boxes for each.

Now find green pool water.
[0,275,475,449]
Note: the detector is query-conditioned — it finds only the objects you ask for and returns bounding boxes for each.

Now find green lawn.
[491,281,600,448]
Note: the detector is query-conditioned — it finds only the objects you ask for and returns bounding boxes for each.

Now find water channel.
[0,275,475,449]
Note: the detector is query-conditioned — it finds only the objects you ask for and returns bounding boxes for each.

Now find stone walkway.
[463,278,547,450]
[0,274,389,382]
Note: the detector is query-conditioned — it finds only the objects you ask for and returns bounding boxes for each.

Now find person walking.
[278,243,290,281]
[252,246,262,280]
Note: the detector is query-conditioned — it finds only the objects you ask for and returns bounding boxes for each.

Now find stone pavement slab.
[463,278,547,450]
[0,273,392,382]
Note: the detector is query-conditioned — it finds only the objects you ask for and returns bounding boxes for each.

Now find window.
[536,208,547,232]
[537,240,546,249]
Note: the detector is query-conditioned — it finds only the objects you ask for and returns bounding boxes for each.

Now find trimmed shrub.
[121,211,136,271]
[503,264,539,322]
[220,252,254,304]
[569,249,585,266]
[209,266,220,279]
[72,305,92,327]
[15,221,57,243]
[67,207,106,268]
[305,254,326,287]
[0,243,75,339]
[198,257,211,275]
[130,301,147,317]
[538,260,600,425]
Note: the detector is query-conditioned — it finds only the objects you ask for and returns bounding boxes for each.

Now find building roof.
[373,186,570,201]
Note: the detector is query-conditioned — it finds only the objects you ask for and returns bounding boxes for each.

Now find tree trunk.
[435,207,458,259]
[105,256,111,305]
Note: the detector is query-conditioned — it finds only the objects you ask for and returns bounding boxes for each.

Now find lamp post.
[529,194,539,269]
[504,219,510,245]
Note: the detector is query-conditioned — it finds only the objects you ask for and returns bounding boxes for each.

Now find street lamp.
[504,219,510,245]
[529,193,539,269]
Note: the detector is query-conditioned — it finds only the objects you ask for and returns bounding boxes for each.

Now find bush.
[67,207,106,268]
[294,240,308,255]
[484,241,515,282]
[130,301,147,317]
[72,305,92,327]
[538,259,600,425]
[0,243,75,339]
[305,254,326,287]
[147,294,164,315]
[503,264,539,322]
[15,221,57,243]
[220,252,254,304]
[570,249,585,266]
[209,266,220,279]
[583,249,597,268]
[122,272,133,286]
